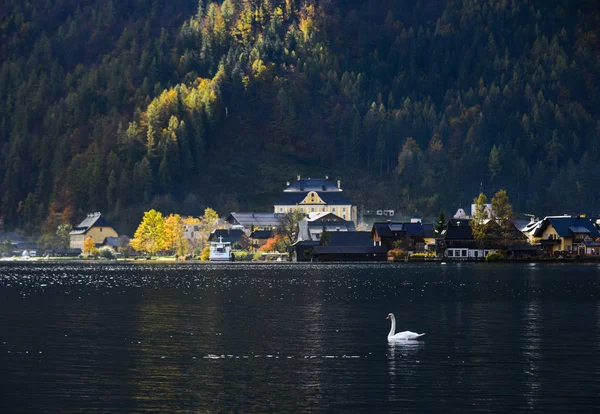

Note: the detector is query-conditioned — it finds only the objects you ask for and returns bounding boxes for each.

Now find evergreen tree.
[488,145,501,182]
[435,210,447,234]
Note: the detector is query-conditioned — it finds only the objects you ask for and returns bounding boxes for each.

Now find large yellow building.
[273,176,357,224]
[69,212,119,250]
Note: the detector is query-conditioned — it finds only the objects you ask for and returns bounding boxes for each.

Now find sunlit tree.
[491,189,514,244]
[56,223,72,250]
[165,213,190,256]
[471,193,490,243]
[199,207,220,248]
[83,236,96,254]
[130,209,168,256]
[276,208,305,247]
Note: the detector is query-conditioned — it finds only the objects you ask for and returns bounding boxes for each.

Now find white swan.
[386,313,425,341]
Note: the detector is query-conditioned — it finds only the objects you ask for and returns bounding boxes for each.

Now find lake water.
[1,262,600,412]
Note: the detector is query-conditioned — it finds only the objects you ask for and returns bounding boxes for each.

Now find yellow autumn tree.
[299,4,316,41]
[83,236,96,254]
[164,213,190,256]
[130,209,168,256]
[233,1,254,43]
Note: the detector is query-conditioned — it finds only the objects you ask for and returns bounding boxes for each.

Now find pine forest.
[0,0,599,235]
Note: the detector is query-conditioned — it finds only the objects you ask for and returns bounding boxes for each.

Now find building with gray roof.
[274,176,357,224]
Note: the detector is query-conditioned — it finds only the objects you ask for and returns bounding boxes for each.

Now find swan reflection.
[387,339,425,402]
[523,300,541,410]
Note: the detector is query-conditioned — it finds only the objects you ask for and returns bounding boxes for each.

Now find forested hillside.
[1,0,599,235]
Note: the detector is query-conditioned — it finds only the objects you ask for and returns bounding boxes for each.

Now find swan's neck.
[388,316,396,337]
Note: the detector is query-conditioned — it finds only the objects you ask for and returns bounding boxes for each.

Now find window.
[332,208,336,212]
[462,250,467,257]
[311,207,315,212]
[279,208,283,212]
[474,251,479,257]
[343,214,346,219]
[100,228,102,232]
[343,207,346,212]
[448,250,454,257]
[322,207,326,212]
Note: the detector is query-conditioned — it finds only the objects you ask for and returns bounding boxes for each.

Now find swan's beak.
[386,315,390,319]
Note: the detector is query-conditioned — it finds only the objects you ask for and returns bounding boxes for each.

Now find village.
[1,176,600,262]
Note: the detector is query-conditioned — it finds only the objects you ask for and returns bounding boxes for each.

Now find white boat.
[209,236,232,262]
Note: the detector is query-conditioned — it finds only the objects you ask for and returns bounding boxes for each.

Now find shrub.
[485,251,505,262]
[200,246,210,261]
[389,248,407,261]
[232,251,254,261]
[98,246,117,260]
[410,252,435,258]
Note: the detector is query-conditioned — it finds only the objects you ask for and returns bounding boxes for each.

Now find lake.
[1,262,600,412]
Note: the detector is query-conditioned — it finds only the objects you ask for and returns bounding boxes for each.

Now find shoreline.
[1,257,600,264]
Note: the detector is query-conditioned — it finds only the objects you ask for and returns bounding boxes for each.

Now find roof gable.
[371,222,393,238]
[300,192,326,205]
[444,220,474,240]
[284,178,342,192]
[275,191,353,206]
[70,213,113,234]
[535,217,599,238]
[226,212,280,228]
[422,223,435,238]
[306,212,346,223]
[403,223,425,237]
[208,229,247,243]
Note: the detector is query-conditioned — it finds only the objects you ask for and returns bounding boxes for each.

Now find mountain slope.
[0,0,598,235]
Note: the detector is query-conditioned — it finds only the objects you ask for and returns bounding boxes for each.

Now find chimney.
[337,180,341,189]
